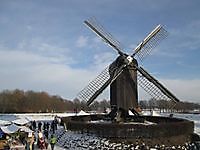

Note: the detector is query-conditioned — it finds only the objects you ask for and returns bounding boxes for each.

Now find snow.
[12,117,30,125]
[0,112,200,149]
[151,110,161,116]
[19,126,33,133]
[77,110,89,116]
[128,110,134,115]
[54,128,200,150]
[141,110,160,116]
[0,119,11,126]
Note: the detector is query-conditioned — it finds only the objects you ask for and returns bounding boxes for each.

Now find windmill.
[76,18,180,121]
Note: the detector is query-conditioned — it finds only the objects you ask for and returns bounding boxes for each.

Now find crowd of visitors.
[27,117,60,150]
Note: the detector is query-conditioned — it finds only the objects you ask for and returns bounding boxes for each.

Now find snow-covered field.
[0,112,200,149]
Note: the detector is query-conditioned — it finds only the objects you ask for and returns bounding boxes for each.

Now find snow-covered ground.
[0,112,75,122]
[0,112,200,149]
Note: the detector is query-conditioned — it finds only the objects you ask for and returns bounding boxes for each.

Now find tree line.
[139,99,200,113]
[0,89,109,113]
[0,89,199,113]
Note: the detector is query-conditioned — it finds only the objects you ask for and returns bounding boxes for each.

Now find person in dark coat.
[32,120,36,130]
[38,121,42,131]
[51,121,55,134]
[44,129,49,139]
[46,122,50,131]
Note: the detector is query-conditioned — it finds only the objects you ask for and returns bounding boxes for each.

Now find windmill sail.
[76,63,126,106]
[137,66,179,103]
[78,17,179,111]
[84,17,124,56]
[133,25,168,61]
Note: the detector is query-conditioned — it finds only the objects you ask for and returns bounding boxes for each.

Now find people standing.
[46,122,50,131]
[38,122,42,131]
[50,134,57,150]
[51,121,55,134]
[25,133,34,150]
[25,138,30,150]
[37,131,43,148]
[32,120,36,131]
[43,122,46,130]
[31,133,35,150]
[39,137,46,149]
[44,129,49,139]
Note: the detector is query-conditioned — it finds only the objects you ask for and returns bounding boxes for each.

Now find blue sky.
[0,0,200,103]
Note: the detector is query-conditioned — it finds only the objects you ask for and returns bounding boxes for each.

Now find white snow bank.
[77,110,89,116]
[151,110,161,116]
[128,110,134,116]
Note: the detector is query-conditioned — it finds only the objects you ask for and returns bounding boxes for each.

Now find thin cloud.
[93,52,115,71]
[160,79,200,103]
[16,38,75,65]
[153,49,183,58]
[0,49,97,99]
[76,35,89,48]
[138,78,200,103]
[168,21,200,51]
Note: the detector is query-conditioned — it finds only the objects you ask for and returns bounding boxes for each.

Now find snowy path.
[35,145,63,150]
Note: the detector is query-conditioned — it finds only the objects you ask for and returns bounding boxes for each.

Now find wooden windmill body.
[110,56,138,111]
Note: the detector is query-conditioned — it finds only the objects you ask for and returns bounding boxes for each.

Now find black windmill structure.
[77,18,180,120]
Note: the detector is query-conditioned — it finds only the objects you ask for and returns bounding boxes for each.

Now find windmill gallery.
[62,18,198,146]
